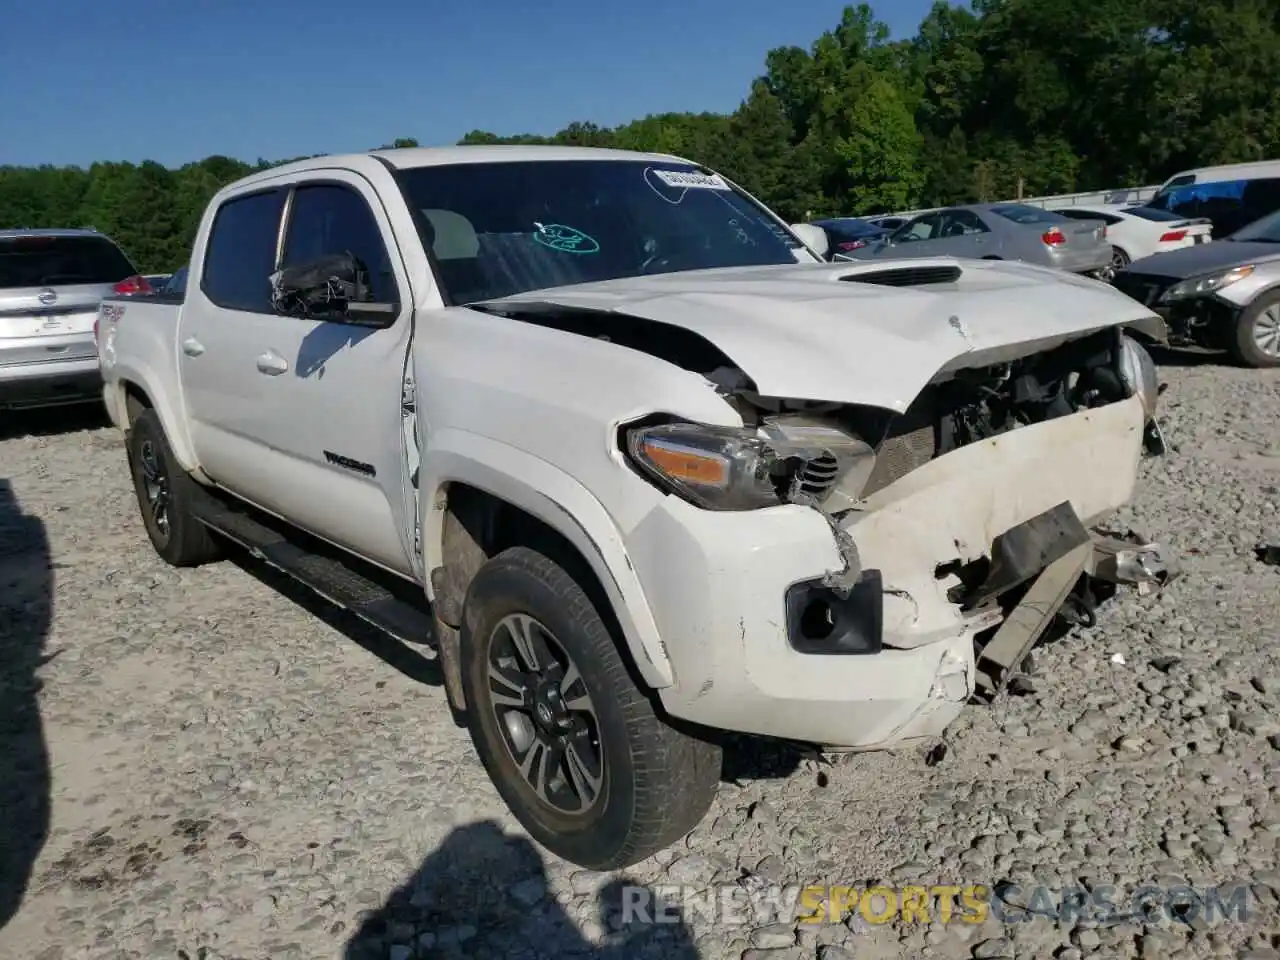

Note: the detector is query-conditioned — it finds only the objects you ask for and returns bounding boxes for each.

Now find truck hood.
[1126,239,1280,279]
[476,257,1163,412]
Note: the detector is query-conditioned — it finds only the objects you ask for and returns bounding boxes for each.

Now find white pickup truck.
[95,145,1177,870]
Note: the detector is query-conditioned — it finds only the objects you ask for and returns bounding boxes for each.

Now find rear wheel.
[1229,292,1280,368]
[459,546,721,869]
[126,408,222,566]
[1099,246,1129,282]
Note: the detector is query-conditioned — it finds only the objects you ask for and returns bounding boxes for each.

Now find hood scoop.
[839,265,963,287]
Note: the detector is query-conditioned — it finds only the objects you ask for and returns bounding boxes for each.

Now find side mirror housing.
[270,253,398,327]
[789,223,830,260]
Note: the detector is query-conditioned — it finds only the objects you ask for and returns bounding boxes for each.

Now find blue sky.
[0,0,941,169]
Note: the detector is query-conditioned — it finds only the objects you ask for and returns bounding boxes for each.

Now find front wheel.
[1229,292,1280,368]
[459,546,721,869]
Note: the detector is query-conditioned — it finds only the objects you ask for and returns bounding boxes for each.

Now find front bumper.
[631,393,1174,749]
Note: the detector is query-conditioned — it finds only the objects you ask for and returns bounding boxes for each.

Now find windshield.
[988,204,1067,225]
[395,160,806,304]
[1229,209,1280,242]
[0,234,136,289]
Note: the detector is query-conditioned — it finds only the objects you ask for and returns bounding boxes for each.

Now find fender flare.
[104,361,203,476]
[420,429,674,689]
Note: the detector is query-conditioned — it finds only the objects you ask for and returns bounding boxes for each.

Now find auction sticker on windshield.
[651,169,731,190]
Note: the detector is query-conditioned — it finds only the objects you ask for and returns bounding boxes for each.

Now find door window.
[280,183,398,308]
[893,214,940,242]
[937,210,990,237]
[201,189,287,313]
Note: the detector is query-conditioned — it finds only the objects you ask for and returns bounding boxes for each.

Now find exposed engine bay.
[715,326,1156,509]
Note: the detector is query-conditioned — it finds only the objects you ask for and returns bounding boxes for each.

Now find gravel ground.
[1,354,1278,960]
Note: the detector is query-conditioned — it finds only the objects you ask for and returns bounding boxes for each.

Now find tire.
[1098,246,1129,283]
[459,545,721,870]
[126,408,222,566]
[1228,291,1280,368]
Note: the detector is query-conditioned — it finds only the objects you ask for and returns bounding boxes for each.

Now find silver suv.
[1,228,141,410]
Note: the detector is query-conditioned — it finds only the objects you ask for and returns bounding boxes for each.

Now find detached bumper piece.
[966,503,1095,697]
[1087,528,1180,595]
[958,504,1179,697]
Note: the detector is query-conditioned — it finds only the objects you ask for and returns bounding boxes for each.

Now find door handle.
[181,337,205,357]
[256,350,289,376]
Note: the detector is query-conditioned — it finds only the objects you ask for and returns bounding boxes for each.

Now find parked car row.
[1047,203,1212,275]
[792,160,1280,368]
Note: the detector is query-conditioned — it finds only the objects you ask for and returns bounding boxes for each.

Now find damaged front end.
[619,323,1179,706]
[940,506,1179,698]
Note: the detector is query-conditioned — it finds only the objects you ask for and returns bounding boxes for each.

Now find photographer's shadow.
[344,820,698,959]
[0,478,53,932]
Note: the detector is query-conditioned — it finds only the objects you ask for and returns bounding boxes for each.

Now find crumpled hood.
[1126,240,1280,279]
[477,257,1162,412]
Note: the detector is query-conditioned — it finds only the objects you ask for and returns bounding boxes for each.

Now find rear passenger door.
[180,186,289,501]
[930,209,995,258]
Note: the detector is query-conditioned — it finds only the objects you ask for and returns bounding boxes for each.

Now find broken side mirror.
[270,253,399,327]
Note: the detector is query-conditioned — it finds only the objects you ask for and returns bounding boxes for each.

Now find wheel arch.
[106,370,201,475]
[420,437,674,706]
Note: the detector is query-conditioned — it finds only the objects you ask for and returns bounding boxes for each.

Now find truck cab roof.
[222,144,700,194]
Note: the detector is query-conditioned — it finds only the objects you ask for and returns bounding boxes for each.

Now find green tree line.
[3,0,1277,273]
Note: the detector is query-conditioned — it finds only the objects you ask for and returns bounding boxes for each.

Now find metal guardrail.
[880,185,1161,221]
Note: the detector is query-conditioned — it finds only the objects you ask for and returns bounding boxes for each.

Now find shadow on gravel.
[344,820,697,960]
[231,550,802,784]
[227,553,442,688]
[229,549,803,784]
[720,735,806,784]
[0,479,53,932]
[0,402,109,441]
[1147,344,1231,368]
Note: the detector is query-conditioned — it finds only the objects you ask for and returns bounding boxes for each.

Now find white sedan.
[1048,203,1213,278]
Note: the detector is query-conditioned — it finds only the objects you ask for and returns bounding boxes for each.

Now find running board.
[189,491,436,648]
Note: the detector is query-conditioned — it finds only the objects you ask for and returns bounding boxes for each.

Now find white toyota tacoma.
[95,145,1177,870]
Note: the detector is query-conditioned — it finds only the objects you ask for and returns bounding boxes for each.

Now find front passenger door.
[244,176,418,576]
[876,213,944,260]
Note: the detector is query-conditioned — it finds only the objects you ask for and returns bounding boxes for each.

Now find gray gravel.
[1,354,1278,960]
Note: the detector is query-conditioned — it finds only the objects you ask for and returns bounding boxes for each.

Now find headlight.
[1117,335,1159,419]
[624,419,875,511]
[1158,265,1254,303]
